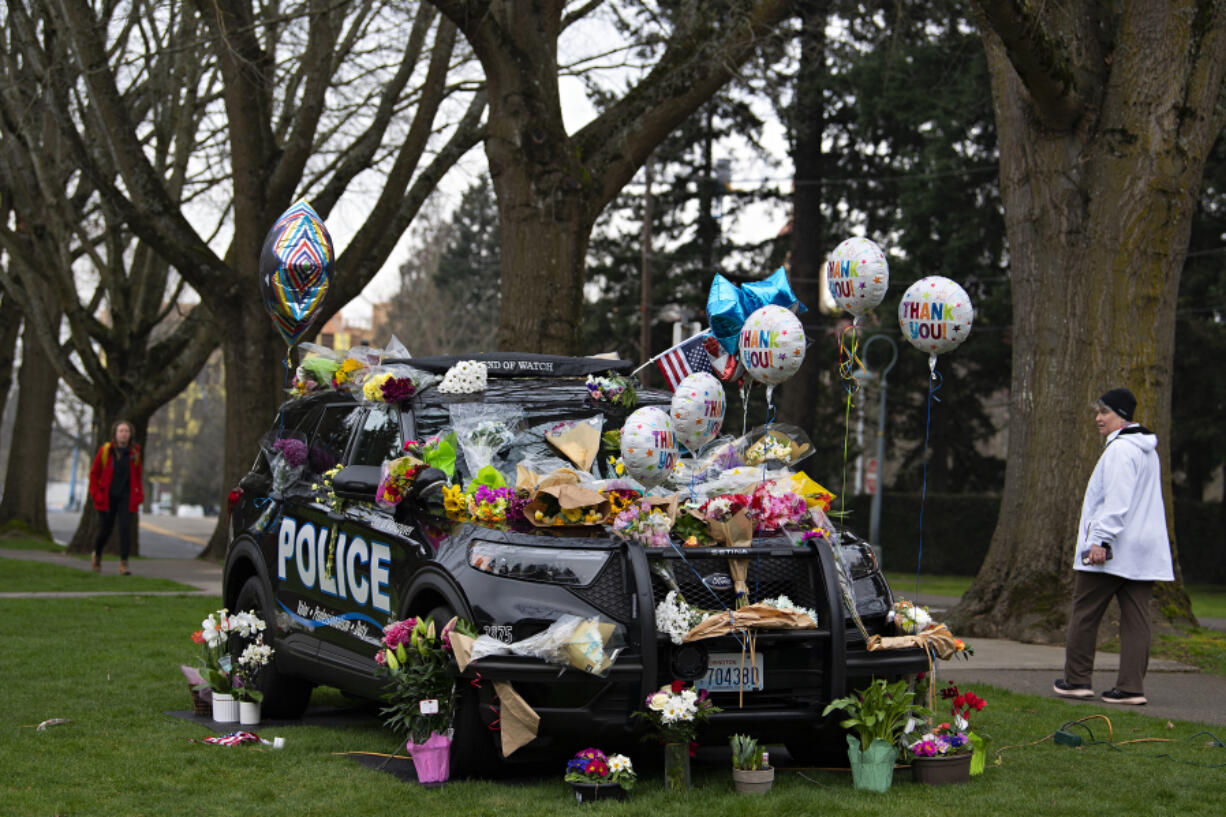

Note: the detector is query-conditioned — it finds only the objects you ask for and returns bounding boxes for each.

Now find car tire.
[425,605,500,778]
[235,575,314,719]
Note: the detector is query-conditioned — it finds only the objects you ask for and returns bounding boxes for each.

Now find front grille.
[649,554,820,615]
[568,558,632,624]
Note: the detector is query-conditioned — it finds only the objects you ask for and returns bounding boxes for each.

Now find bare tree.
[428,0,794,354]
[15,0,487,557]
[951,1,1226,640]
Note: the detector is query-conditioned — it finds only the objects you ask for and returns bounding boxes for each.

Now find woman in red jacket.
[88,420,144,574]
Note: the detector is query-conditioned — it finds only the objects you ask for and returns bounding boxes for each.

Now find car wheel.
[425,605,500,777]
[235,575,314,719]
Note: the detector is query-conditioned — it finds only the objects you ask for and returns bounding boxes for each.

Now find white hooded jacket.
[1076,425,1174,581]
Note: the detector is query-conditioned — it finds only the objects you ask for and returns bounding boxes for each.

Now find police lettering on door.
[277,516,391,613]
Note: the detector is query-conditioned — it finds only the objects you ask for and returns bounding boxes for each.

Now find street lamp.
[860,334,898,567]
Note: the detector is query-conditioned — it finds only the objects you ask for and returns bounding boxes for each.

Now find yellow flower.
[362,372,393,402]
[443,484,465,514]
[561,507,583,523]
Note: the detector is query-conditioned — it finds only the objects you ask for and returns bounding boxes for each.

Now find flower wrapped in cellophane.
[376,455,425,508]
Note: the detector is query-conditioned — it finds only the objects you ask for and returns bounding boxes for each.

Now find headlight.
[838,537,880,579]
[467,542,611,586]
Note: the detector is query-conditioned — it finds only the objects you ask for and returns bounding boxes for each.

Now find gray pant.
[1063,571,1153,694]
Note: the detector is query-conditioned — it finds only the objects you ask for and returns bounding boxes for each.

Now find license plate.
[694,652,764,693]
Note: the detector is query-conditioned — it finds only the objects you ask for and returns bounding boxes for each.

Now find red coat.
[88,442,144,513]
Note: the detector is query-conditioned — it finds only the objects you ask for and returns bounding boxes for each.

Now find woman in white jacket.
[1052,388,1173,706]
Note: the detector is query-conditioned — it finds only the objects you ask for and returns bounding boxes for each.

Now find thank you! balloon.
[827,237,889,319]
[259,201,334,348]
[670,372,726,453]
[898,276,974,364]
[739,305,806,387]
[620,406,678,488]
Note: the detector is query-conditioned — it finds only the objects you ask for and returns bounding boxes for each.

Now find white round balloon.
[897,276,974,358]
[827,237,889,318]
[620,406,678,488]
[738,305,806,386]
[670,372,726,453]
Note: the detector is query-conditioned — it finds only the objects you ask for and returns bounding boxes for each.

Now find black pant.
[93,504,132,560]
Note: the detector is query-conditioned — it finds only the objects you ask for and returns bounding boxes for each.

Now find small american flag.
[655,334,715,391]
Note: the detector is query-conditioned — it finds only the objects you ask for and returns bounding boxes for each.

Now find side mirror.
[331,465,382,502]
[407,467,449,502]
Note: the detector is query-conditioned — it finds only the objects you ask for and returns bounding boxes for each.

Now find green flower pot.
[847,735,896,793]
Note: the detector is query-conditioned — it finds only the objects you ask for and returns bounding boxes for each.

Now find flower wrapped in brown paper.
[865,622,958,660]
[524,474,610,527]
[543,417,603,472]
[706,508,754,548]
[681,602,816,642]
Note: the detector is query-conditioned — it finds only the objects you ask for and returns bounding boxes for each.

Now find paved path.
[3,543,1223,726]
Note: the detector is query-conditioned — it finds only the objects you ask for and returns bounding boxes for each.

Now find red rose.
[670,680,685,694]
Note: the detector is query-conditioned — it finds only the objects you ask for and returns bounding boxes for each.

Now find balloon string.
[915,366,943,601]
[838,323,866,396]
[840,389,852,522]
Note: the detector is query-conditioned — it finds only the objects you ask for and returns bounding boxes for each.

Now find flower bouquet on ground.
[233,638,275,704]
[633,680,721,791]
[374,616,478,745]
[564,748,636,802]
[913,682,988,777]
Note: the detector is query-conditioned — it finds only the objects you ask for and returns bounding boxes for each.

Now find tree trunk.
[67,414,148,557]
[0,295,23,425]
[950,10,1226,641]
[0,319,60,536]
[199,295,286,560]
[775,0,829,468]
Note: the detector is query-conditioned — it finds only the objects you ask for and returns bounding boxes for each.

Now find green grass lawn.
[0,531,64,552]
[0,559,194,593]
[3,594,1226,816]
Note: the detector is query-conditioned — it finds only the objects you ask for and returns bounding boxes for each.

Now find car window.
[350,405,403,466]
[310,405,360,473]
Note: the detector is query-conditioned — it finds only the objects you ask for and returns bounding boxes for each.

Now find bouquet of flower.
[584,374,637,408]
[292,355,340,395]
[907,721,972,757]
[633,680,721,744]
[610,500,673,548]
[564,747,637,790]
[421,432,458,479]
[466,485,515,524]
[233,639,275,703]
[758,594,819,627]
[332,357,368,389]
[671,501,715,547]
[891,599,934,634]
[744,434,792,465]
[376,455,426,508]
[747,481,808,532]
[270,437,308,495]
[437,360,488,394]
[654,590,711,645]
[374,616,477,744]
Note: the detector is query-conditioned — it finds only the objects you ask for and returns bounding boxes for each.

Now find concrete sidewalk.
[3,548,1223,726]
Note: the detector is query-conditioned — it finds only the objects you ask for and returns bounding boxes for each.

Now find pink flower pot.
[407,732,452,785]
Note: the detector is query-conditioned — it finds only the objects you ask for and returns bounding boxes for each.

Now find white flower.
[230,611,266,638]
[438,360,488,393]
[648,692,669,711]
[904,717,918,735]
[239,642,274,668]
[607,754,632,774]
[201,612,229,648]
[955,714,969,731]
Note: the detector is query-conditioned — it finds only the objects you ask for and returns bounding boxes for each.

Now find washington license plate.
[694,652,765,693]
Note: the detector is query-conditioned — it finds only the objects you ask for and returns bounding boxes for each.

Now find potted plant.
[233,638,275,725]
[563,747,636,803]
[193,608,266,724]
[822,678,929,792]
[374,615,477,786]
[729,734,773,795]
[632,680,721,791]
[907,683,988,785]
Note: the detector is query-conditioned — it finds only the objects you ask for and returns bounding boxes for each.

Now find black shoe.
[1100,688,1146,705]
[1052,679,1094,698]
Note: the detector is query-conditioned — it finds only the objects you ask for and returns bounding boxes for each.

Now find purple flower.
[308,446,336,474]
[273,438,308,468]
[380,376,416,404]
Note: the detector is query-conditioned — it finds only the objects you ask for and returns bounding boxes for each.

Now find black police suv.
[223,353,925,770]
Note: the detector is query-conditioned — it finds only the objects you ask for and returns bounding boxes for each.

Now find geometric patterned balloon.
[827,236,889,319]
[897,276,974,361]
[259,201,334,348]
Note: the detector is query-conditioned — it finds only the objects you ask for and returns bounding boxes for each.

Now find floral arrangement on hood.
[584,374,637,408]
[564,747,637,790]
[746,481,807,531]
[610,500,673,547]
[333,357,367,389]
[437,360,488,394]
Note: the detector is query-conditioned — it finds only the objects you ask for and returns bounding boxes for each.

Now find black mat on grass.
[165,704,380,731]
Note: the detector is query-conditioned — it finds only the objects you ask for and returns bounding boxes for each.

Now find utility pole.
[639,157,653,386]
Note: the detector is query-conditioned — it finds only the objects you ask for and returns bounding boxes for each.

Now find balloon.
[670,372,726,453]
[742,267,808,315]
[897,276,974,366]
[259,201,334,348]
[706,274,748,355]
[620,406,678,488]
[738,305,806,388]
[827,237,889,319]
